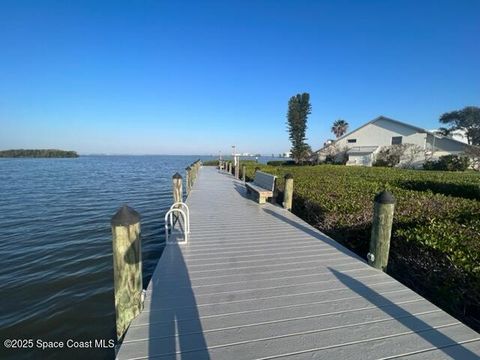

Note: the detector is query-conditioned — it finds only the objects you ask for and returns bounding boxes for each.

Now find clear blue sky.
[0,0,478,155]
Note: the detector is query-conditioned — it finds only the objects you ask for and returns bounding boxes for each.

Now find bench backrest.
[253,171,276,191]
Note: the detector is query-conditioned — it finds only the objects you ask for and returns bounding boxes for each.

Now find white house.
[316,116,469,167]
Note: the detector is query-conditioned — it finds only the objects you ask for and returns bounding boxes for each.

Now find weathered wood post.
[228,162,231,174]
[185,166,191,194]
[283,173,294,211]
[368,191,396,271]
[191,163,196,185]
[172,172,182,203]
[271,177,278,204]
[235,161,240,179]
[242,164,246,182]
[195,161,200,181]
[111,205,142,340]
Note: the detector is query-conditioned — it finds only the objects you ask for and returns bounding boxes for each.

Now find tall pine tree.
[287,93,312,163]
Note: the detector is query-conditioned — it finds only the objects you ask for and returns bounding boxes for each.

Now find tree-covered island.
[0,149,79,158]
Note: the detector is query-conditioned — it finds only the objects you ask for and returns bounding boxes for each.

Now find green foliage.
[286,93,312,163]
[439,106,480,145]
[331,119,349,138]
[397,179,480,200]
[202,160,220,166]
[266,160,296,166]
[423,155,470,171]
[465,145,480,170]
[373,144,407,167]
[0,149,78,158]
[243,163,480,330]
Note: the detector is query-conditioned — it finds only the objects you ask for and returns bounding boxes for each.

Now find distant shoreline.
[0,149,79,158]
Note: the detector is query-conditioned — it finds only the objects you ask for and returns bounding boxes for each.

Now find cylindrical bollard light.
[368,191,396,271]
[111,205,142,340]
[283,174,294,211]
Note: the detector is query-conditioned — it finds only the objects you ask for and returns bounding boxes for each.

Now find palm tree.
[331,119,349,138]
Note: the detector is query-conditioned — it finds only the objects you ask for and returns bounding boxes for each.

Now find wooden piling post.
[191,163,196,184]
[368,191,396,271]
[228,162,231,174]
[271,177,278,205]
[235,161,240,179]
[172,172,182,203]
[195,161,200,180]
[194,160,198,173]
[111,205,142,340]
[283,174,294,211]
[185,166,191,194]
[242,164,246,182]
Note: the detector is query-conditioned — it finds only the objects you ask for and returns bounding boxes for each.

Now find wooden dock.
[117,166,480,359]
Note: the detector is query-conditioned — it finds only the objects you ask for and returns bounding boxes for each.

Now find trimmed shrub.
[266,160,296,166]
[373,145,406,167]
[202,160,219,166]
[424,155,470,171]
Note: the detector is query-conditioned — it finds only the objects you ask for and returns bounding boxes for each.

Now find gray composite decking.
[117,166,480,359]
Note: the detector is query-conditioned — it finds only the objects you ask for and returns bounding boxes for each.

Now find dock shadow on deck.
[117,166,480,359]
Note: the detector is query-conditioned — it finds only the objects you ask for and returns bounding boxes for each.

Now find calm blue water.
[0,155,279,359]
[0,155,212,359]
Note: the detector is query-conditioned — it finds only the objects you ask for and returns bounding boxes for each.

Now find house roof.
[316,116,469,153]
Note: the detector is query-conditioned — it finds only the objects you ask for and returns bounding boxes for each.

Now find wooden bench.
[245,171,276,204]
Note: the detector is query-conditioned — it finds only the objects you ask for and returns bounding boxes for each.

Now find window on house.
[391,136,402,145]
[347,139,357,143]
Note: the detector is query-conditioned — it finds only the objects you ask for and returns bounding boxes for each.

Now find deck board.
[117,166,479,359]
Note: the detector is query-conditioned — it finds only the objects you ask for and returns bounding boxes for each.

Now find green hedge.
[424,155,471,171]
[202,160,220,166]
[244,164,480,330]
[266,160,296,166]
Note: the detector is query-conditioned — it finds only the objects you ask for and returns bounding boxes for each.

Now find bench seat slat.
[245,183,273,196]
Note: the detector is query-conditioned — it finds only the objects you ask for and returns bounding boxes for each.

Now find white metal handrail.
[170,202,190,234]
[165,208,188,244]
